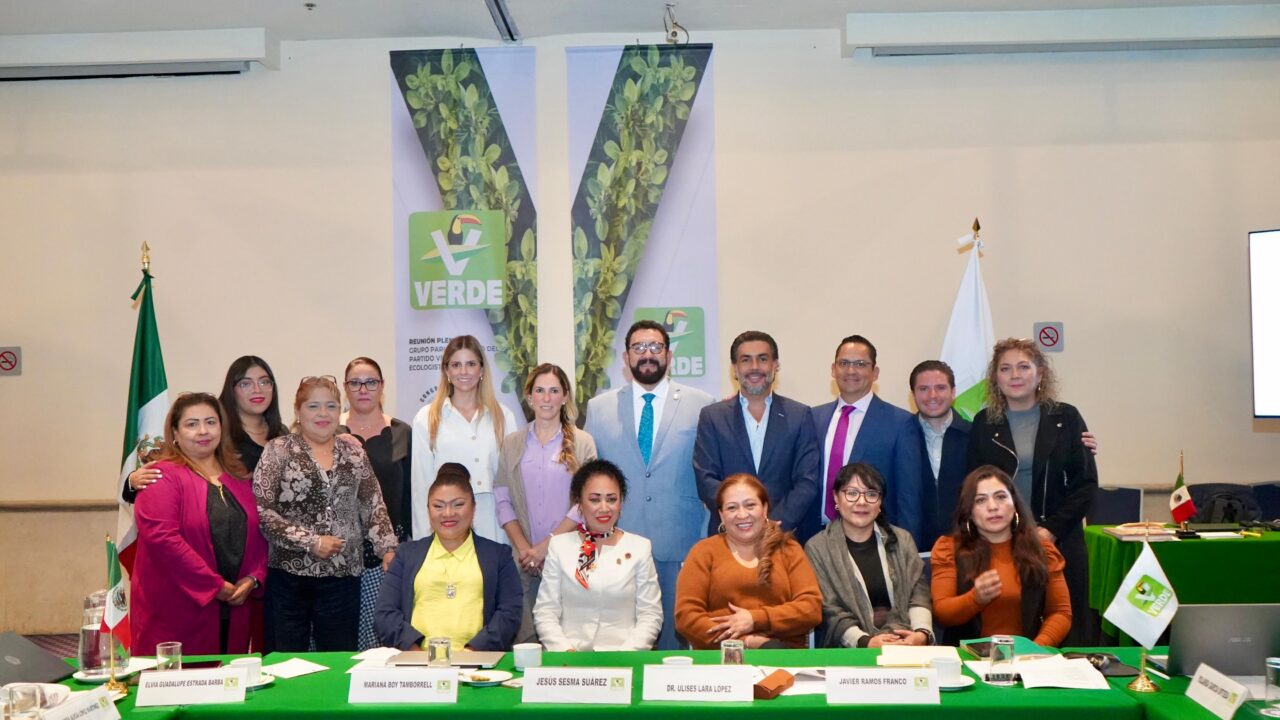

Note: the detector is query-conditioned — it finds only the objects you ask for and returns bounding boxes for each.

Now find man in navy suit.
[694,331,820,539]
[910,360,972,552]
[805,336,925,544]
[586,319,714,650]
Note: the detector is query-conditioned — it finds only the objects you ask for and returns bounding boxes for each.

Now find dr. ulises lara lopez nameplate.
[826,667,940,705]
[136,667,249,707]
[348,667,459,704]
[641,665,755,702]
[521,667,633,704]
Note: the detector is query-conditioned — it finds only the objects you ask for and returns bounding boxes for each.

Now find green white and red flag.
[1170,471,1196,524]
[115,268,169,571]
[101,537,131,651]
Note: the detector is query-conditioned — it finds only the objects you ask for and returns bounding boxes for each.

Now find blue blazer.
[805,395,925,544]
[918,415,972,550]
[584,381,715,563]
[693,393,821,537]
[374,532,522,651]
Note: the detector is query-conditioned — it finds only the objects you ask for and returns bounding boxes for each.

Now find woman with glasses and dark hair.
[126,355,287,497]
[339,357,414,650]
[253,375,399,652]
[804,463,933,648]
[495,363,597,643]
[931,466,1072,647]
[411,335,517,543]
[132,392,268,655]
[966,338,1097,645]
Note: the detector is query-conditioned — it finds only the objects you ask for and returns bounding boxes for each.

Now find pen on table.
[1145,665,1170,680]
[1241,530,1262,538]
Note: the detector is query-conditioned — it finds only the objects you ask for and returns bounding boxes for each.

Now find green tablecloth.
[1093,647,1275,720]
[66,648,1142,720]
[1085,525,1280,642]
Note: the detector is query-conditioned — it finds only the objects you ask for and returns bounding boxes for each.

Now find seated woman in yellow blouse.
[374,463,522,650]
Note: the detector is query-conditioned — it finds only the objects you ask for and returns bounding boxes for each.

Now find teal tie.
[638,393,656,465]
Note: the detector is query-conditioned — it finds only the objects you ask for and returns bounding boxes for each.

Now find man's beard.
[631,358,666,385]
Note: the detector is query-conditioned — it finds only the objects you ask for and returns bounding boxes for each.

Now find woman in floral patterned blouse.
[253,375,399,652]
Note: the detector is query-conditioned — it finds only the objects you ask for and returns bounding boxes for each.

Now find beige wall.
[3,28,1280,629]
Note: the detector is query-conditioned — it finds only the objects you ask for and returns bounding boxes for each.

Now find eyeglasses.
[836,359,874,370]
[840,489,882,503]
[236,378,274,391]
[629,342,667,355]
[345,378,382,392]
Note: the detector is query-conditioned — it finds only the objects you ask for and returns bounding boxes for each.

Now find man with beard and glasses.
[694,331,821,541]
[585,320,714,649]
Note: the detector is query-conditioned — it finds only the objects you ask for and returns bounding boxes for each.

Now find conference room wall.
[2,29,1279,629]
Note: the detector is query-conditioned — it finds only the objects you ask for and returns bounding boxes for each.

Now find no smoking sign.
[1033,323,1063,353]
[0,346,21,376]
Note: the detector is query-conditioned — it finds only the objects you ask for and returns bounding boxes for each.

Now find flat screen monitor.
[1251,229,1280,417]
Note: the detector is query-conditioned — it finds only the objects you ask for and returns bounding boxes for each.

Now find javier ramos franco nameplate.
[521,667,633,704]
[826,667,940,705]
[348,668,458,704]
[641,665,755,702]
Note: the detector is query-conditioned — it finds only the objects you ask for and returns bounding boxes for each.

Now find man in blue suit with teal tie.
[805,336,925,544]
[694,331,821,540]
[586,319,714,650]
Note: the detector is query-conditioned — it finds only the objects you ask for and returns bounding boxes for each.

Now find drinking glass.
[156,641,183,672]
[77,606,106,677]
[720,638,745,665]
[985,635,1017,686]
[427,637,451,667]
[6,684,43,720]
[1262,657,1280,718]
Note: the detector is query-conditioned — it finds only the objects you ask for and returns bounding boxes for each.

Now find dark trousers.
[1058,526,1096,646]
[265,567,361,652]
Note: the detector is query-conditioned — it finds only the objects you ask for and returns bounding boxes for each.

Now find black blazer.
[919,415,972,551]
[374,532,522,651]
[965,402,1097,540]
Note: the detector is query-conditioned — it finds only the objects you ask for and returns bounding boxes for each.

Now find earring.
[717,523,726,534]
[965,519,975,536]
[1012,512,1021,531]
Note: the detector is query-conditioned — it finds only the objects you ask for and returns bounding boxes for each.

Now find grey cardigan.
[493,425,597,543]
[803,520,932,648]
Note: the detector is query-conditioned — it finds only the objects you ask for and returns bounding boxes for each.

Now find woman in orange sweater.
[675,474,822,649]
[931,466,1072,647]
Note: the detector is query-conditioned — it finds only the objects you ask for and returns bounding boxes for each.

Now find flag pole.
[1127,523,1161,693]
[1178,451,1187,533]
[104,534,128,697]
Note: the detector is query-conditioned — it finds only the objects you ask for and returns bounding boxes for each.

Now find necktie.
[824,405,856,521]
[638,393,656,465]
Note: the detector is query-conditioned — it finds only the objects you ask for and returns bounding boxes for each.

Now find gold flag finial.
[972,217,981,234]
[141,242,151,272]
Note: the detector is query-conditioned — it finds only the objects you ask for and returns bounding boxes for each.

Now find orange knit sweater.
[674,535,822,649]
[930,536,1072,647]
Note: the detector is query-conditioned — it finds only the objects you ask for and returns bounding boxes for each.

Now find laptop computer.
[388,649,505,669]
[1152,603,1280,676]
[0,632,75,684]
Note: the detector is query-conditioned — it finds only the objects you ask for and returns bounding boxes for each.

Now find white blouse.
[410,397,518,541]
[533,530,663,651]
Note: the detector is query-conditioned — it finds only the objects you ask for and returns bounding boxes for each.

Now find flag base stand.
[1127,651,1160,693]
[105,677,129,697]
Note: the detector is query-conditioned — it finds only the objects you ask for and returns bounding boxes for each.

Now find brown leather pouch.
[753,669,795,700]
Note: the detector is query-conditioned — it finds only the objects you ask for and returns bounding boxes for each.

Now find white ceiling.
[2,0,1277,42]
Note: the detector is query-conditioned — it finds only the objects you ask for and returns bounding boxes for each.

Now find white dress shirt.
[533,530,663,651]
[410,397,518,542]
[822,393,873,480]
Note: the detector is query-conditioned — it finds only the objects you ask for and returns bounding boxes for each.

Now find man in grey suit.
[585,319,715,650]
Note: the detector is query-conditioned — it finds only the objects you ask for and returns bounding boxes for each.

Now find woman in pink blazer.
[132,392,268,655]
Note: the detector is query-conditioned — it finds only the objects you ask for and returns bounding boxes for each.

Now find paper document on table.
[262,657,329,679]
[964,656,1108,689]
[753,666,827,696]
[351,647,400,662]
[1197,532,1243,539]
[876,646,961,667]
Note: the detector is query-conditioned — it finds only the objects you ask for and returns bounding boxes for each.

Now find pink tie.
[824,405,856,521]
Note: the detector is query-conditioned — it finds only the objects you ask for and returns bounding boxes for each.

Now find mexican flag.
[101,537,131,651]
[115,268,169,571]
[940,233,995,421]
[1170,471,1196,524]
[1102,542,1179,648]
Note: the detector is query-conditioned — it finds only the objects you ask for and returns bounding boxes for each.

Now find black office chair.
[1188,483,1261,523]
[1252,482,1280,521]
[1085,487,1143,525]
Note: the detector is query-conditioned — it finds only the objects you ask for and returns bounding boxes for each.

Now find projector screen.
[1251,229,1280,417]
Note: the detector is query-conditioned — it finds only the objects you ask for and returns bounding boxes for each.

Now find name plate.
[522,667,633,704]
[136,667,248,707]
[43,687,120,720]
[1186,663,1249,720]
[641,665,755,702]
[826,667,940,705]
[348,668,458,704]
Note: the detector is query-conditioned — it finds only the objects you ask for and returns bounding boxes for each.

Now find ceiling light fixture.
[664,4,688,45]
[484,0,520,43]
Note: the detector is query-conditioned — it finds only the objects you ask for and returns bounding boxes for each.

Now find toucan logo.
[409,210,506,309]
[634,306,706,377]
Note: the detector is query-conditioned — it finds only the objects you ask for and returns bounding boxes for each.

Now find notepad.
[876,645,961,667]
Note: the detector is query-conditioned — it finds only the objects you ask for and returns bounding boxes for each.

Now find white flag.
[940,236,995,421]
[1103,542,1179,649]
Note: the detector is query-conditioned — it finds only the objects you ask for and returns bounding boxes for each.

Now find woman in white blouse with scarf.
[411,335,517,542]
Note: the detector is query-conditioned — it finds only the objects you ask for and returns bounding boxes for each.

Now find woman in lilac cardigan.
[132,392,268,655]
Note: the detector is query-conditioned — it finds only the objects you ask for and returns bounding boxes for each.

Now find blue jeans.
[265,567,361,652]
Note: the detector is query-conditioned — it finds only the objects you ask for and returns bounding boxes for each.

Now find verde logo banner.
[1103,542,1179,648]
[410,210,506,309]
[633,307,705,377]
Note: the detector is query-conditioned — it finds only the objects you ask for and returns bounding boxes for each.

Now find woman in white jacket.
[533,459,662,651]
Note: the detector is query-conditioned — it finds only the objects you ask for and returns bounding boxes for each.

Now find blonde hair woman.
[410,335,517,542]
